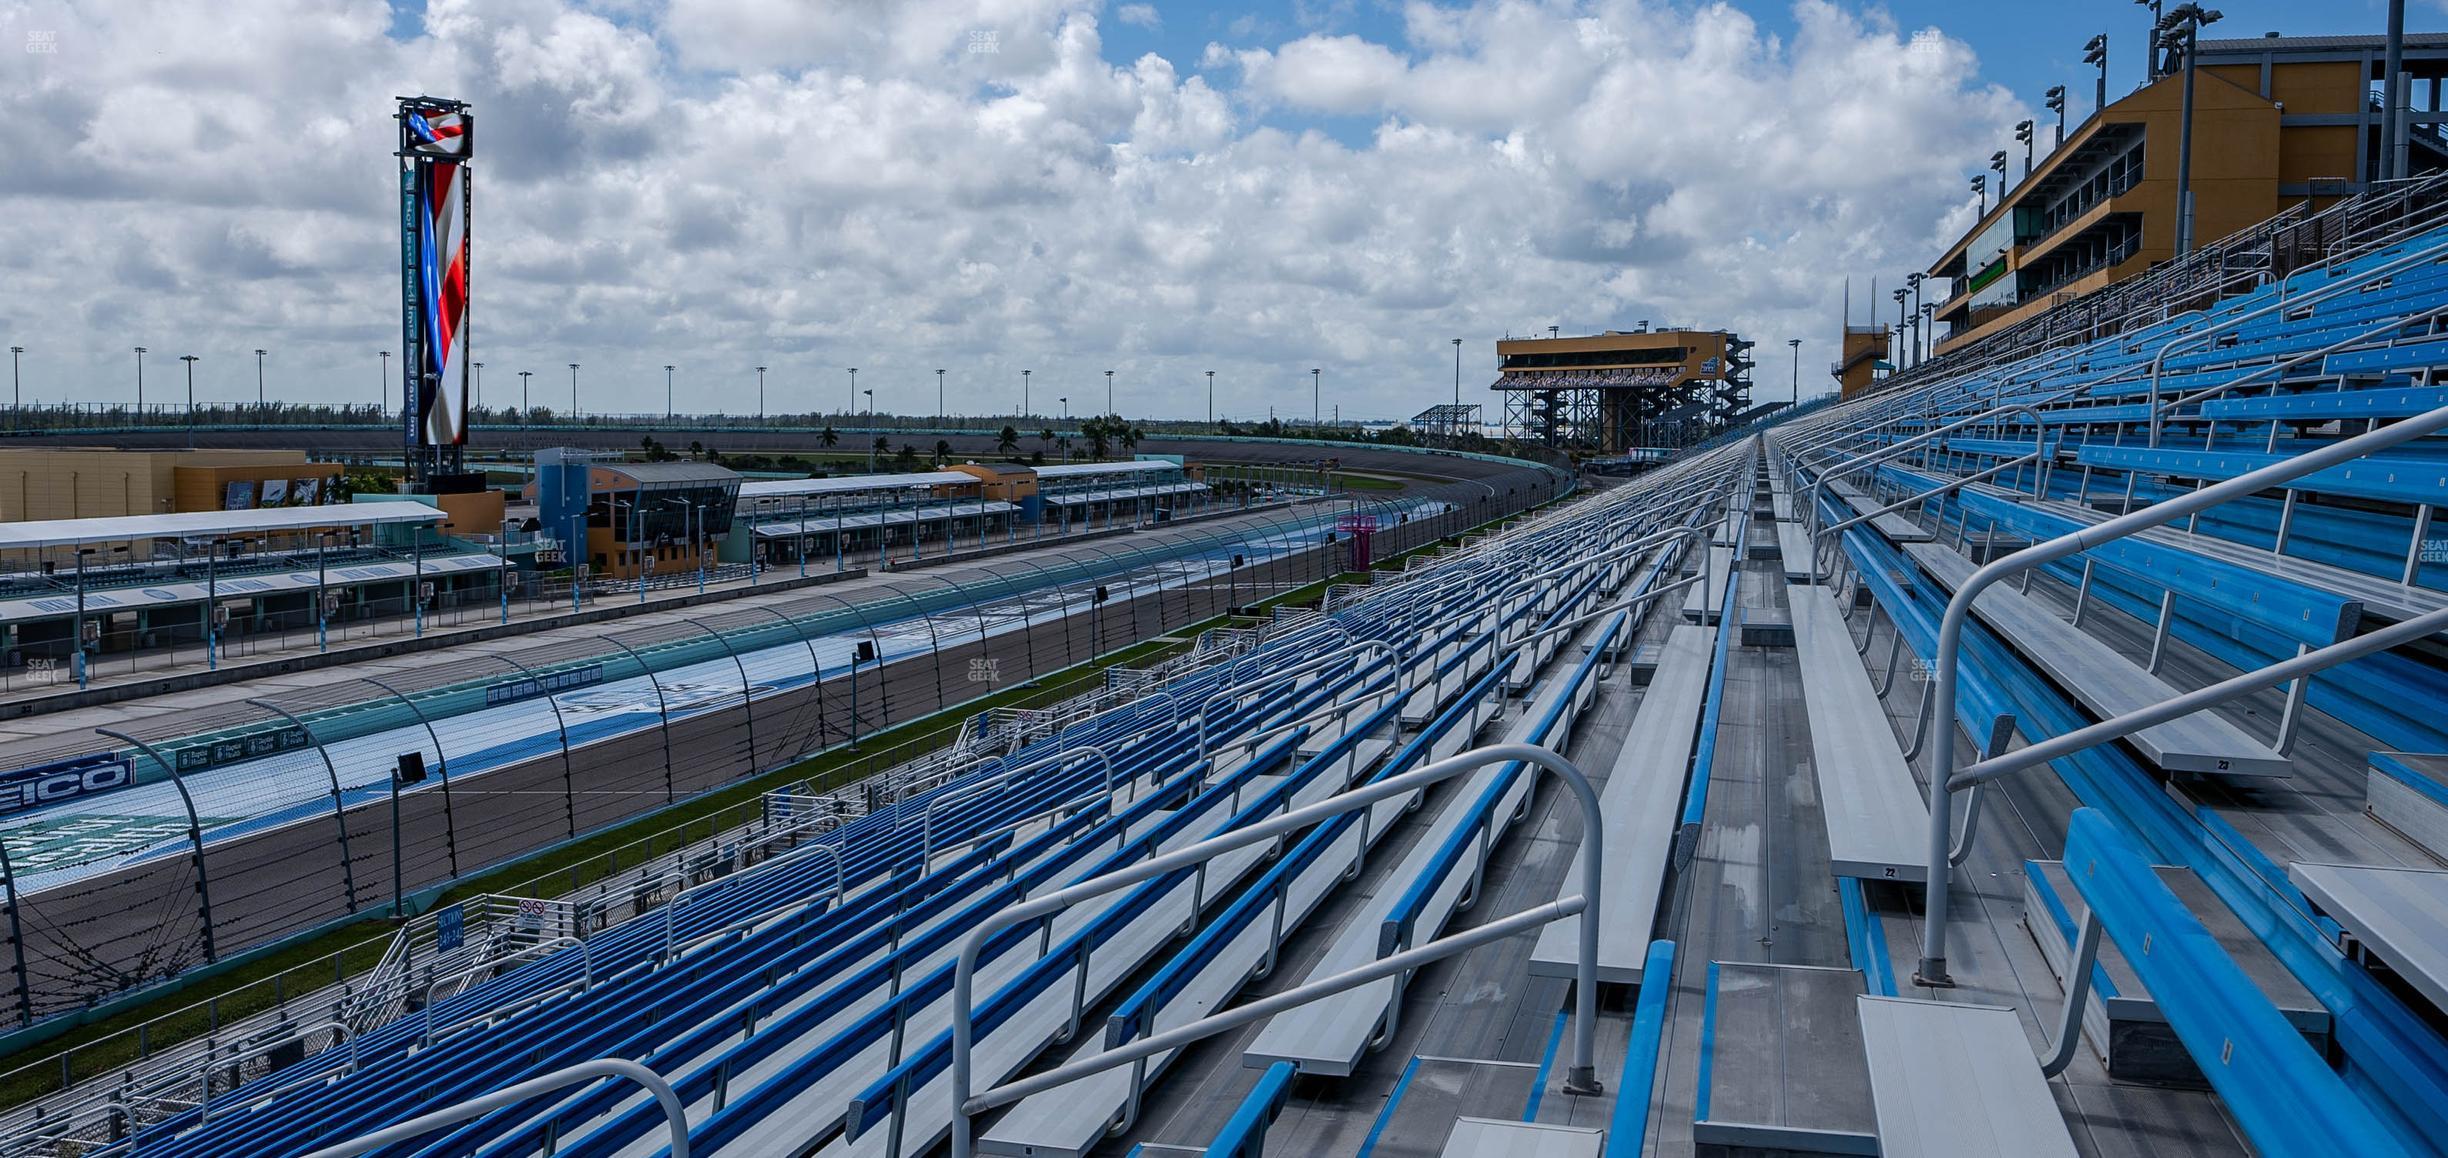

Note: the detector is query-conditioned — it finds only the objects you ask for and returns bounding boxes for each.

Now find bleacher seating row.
[1764,219,2448,1156]
[54,439,1754,1158]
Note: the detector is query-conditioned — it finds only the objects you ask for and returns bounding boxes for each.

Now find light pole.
[664,364,674,419]
[471,361,482,412]
[2136,0,2165,80]
[1892,289,1908,371]
[518,370,532,417]
[568,363,580,418]
[2085,34,2108,116]
[1972,173,1988,216]
[133,346,145,417]
[863,387,873,417]
[2163,4,2222,257]
[7,346,19,425]
[937,368,946,422]
[1205,370,1215,426]
[1021,369,1031,418]
[1059,396,1069,423]
[1451,338,1462,407]
[1104,369,1114,416]
[1787,338,1800,404]
[1310,368,1320,427]
[1988,150,2008,200]
[378,350,390,411]
[847,367,857,417]
[2044,85,2067,149]
[179,354,199,447]
[756,365,766,421]
[2014,119,2035,177]
[1906,272,1927,365]
[253,348,267,408]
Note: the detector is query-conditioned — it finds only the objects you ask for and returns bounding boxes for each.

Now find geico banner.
[0,753,134,816]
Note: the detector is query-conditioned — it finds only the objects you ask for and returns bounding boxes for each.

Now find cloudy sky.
[0,0,2418,423]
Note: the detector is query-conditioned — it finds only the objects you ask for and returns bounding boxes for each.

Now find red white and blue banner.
[399,98,472,453]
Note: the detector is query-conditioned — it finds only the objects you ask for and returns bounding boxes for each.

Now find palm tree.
[997,425,1020,457]
[933,439,952,466]
[820,425,839,449]
[870,434,888,472]
[895,444,920,471]
[1038,428,1055,455]
[1082,417,1110,460]
[1118,424,1141,455]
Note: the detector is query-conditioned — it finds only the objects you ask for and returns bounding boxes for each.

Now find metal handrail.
[2145,235,2448,445]
[293,1057,689,1158]
[919,746,1116,866]
[939,741,1608,1158]
[1912,402,2448,987]
[662,841,842,961]
[422,938,588,1045]
[1194,640,1404,777]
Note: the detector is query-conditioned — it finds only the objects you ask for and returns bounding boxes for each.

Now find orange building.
[1927,32,2448,356]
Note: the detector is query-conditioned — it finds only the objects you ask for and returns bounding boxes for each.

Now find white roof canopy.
[1033,460,1179,478]
[0,501,446,553]
[737,471,976,500]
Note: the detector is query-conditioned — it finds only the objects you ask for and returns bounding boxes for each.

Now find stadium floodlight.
[1972,173,1988,215]
[179,354,199,448]
[2084,35,2109,113]
[2015,119,2035,175]
[2045,85,2067,148]
[2136,0,2165,79]
[2162,4,2223,256]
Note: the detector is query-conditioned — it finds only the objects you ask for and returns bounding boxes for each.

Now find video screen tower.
[396,95,472,486]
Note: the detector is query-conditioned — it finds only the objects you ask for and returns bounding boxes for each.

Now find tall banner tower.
[396,96,472,485]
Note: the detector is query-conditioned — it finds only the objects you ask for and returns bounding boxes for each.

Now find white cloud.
[1117,3,1160,30]
[0,0,2020,420]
